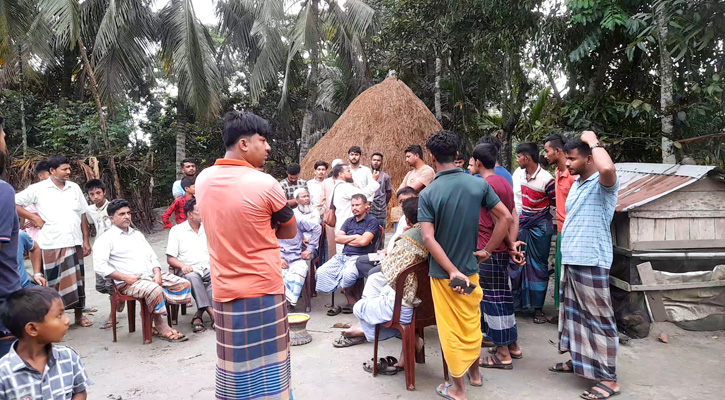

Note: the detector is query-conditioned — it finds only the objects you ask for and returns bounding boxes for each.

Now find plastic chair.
[301,227,325,313]
[166,266,189,325]
[111,282,154,345]
[372,261,449,391]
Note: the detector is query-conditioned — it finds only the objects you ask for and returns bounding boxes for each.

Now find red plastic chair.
[372,261,449,390]
[111,282,154,345]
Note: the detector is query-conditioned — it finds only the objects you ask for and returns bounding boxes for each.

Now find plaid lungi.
[118,272,192,314]
[479,252,517,346]
[558,265,618,381]
[214,295,292,400]
[42,246,85,310]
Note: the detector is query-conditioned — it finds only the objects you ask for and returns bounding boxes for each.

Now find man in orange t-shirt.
[195,111,297,400]
[543,133,577,311]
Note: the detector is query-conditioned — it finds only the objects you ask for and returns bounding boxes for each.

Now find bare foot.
[76,315,93,327]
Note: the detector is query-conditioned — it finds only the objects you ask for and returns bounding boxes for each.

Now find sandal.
[534,310,547,324]
[99,320,117,330]
[466,371,483,387]
[479,354,513,370]
[362,358,398,375]
[481,337,496,347]
[332,335,366,348]
[158,329,188,343]
[436,383,455,399]
[191,317,206,333]
[580,383,620,399]
[327,305,341,316]
[385,356,404,372]
[487,347,523,359]
[341,304,354,314]
[549,359,574,373]
[83,306,98,313]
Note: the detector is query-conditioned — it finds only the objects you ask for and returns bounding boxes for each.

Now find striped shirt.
[0,343,90,399]
[513,165,555,218]
[561,172,619,269]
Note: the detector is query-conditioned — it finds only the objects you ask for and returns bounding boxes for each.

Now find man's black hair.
[183,197,197,215]
[222,111,272,149]
[563,137,592,157]
[515,142,539,163]
[372,152,384,159]
[472,144,498,170]
[455,151,467,162]
[396,186,418,198]
[351,193,368,203]
[107,199,131,216]
[332,163,347,178]
[401,197,419,225]
[1,286,61,338]
[181,176,196,190]
[287,163,301,175]
[477,136,502,152]
[348,146,362,155]
[426,130,460,164]
[314,160,329,170]
[47,156,71,170]
[545,133,567,150]
[180,158,196,168]
[84,179,106,193]
[404,145,423,158]
[34,160,51,175]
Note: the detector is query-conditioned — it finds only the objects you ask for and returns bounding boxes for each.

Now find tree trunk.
[76,31,123,198]
[656,3,676,164]
[434,56,442,121]
[17,45,27,157]
[299,0,320,161]
[546,69,563,102]
[175,102,188,179]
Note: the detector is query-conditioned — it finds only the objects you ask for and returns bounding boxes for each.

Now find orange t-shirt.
[195,159,289,302]
[555,167,577,233]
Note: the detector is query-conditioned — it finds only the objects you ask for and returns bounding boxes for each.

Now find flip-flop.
[466,371,483,386]
[436,383,455,400]
[327,305,341,316]
[385,356,404,371]
[549,360,574,373]
[534,311,547,324]
[158,332,189,343]
[479,354,513,370]
[99,320,117,330]
[580,383,621,399]
[83,306,98,313]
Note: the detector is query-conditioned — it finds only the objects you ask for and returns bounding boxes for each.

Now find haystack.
[300,76,442,228]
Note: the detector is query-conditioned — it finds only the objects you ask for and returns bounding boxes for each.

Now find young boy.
[84,179,118,330]
[162,176,195,229]
[0,286,90,399]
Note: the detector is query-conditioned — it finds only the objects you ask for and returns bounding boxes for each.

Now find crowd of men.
[0,111,621,400]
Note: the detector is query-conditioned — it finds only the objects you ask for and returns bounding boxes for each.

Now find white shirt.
[306,179,325,209]
[512,167,526,215]
[86,200,113,237]
[93,225,161,283]
[351,165,374,195]
[332,179,380,233]
[15,178,88,250]
[386,215,408,254]
[166,221,210,276]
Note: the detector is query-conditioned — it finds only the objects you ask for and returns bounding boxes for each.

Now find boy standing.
[84,179,118,329]
[0,286,90,399]
[162,176,195,229]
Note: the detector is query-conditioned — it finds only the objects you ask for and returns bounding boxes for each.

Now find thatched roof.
[301,76,441,187]
[300,76,442,228]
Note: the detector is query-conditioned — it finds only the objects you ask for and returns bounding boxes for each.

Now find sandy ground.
[55,228,725,400]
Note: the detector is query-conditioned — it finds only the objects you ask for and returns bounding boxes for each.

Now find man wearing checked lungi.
[196,111,297,400]
[550,131,621,400]
[15,155,94,328]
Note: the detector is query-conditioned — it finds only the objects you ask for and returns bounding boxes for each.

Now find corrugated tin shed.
[616,163,720,212]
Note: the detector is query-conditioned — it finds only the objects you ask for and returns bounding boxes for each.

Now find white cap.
[293,187,308,199]
[331,158,343,168]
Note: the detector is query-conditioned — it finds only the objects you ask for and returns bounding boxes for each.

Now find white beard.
[297,203,312,214]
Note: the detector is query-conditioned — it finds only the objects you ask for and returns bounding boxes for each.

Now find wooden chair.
[111,282,154,345]
[372,261,449,391]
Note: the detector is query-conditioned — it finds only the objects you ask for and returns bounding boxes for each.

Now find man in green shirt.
[418,130,518,400]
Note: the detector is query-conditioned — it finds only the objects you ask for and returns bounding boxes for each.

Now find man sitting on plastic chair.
[93,199,192,343]
[316,194,380,315]
[332,198,428,370]
[279,196,322,312]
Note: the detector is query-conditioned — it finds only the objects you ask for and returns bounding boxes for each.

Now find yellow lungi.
[430,274,484,378]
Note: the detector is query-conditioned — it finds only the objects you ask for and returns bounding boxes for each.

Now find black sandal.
[580,383,620,399]
[479,354,513,370]
[549,359,574,373]
[534,310,547,324]
[362,358,398,375]
[191,316,206,333]
[341,304,354,314]
[327,305,341,316]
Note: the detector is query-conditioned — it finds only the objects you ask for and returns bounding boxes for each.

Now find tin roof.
[616,163,720,212]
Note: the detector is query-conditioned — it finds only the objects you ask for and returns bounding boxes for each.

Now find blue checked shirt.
[561,172,619,269]
[0,343,90,399]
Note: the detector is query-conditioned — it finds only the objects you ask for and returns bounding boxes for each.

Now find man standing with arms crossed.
[543,133,577,317]
[369,152,393,238]
[550,131,620,400]
[418,130,516,399]
[196,111,297,400]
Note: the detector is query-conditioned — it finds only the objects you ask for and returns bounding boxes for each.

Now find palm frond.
[280,0,319,111]
[39,0,81,50]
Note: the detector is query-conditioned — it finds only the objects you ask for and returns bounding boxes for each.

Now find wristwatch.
[590,142,602,149]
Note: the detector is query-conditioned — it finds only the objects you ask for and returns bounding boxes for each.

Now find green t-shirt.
[418,168,501,279]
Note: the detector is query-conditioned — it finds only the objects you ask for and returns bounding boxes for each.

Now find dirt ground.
[57,228,725,400]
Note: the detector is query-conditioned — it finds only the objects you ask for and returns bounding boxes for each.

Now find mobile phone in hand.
[449,277,476,294]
